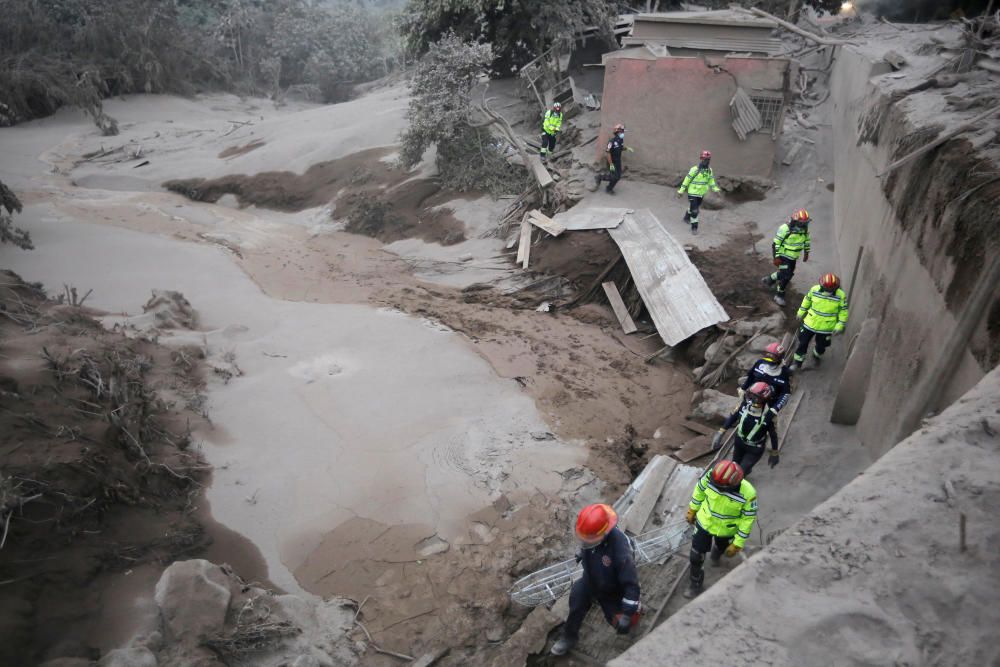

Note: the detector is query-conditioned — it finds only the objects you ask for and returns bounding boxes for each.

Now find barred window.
[750,95,784,134]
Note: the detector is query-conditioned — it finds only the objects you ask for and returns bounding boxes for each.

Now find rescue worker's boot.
[685,549,706,598]
[761,274,775,288]
[690,216,699,235]
[683,211,690,223]
[710,545,723,565]
[787,358,803,373]
[812,349,823,366]
[773,293,787,306]
[593,173,603,191]
[551,635,577,656]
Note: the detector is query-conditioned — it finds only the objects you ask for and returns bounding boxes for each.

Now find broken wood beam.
[602,281,638,334]
[674,435,713,463]
[681,420,716,437]
[733,6,858,46]
[699,329,763,388]
[776,391,805,452]
[619,456,677,534]
[527,209,566,236]
[877,105,1000,177]
[516,217,531,267]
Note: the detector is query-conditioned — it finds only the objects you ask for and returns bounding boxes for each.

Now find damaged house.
[598,10,791,181]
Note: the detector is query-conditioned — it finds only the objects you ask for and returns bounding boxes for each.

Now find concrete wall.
[829,46,994,452]
[598,56,788,182]
[611,365,1000,667]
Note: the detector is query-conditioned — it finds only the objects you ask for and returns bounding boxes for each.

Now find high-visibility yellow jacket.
[689,472,757,548]
[773,222,810,260]
[798,285,849,334]
[678,165,720,197]
[543,110,563,135]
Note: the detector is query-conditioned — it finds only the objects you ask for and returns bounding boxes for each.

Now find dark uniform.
[720,397,779,476]
[605,133,625,193]
[740,360,793,412]
[564,526,640,642]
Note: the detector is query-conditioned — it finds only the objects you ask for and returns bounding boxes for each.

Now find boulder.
[691,389,738,422]
[98,647,157,667]
[154,560,232,642]
[726,313,785,337]
[748,335,781,354]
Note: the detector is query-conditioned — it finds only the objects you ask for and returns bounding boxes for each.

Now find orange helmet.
[820,273,840,291]
[711,460,744,488]
[763,342,785,362]
[791,208,810,224]
[575,503,617,546]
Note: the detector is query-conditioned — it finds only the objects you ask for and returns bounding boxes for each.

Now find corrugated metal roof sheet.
[607,209,729,346]
[621,35,783,55]
[730,87,763,141]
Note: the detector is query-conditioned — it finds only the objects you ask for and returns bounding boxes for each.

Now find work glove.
[796,313,805,323]
[833,325,845,335]
[712,187,721,193]
[685,508,697,525]
[609,164,616,172]
[772,257,782,267]
[676,189,684,197]
[725,544,742,558]
[768,452,780,468]
[711,429,725,451]
[614,613,632,635]
[803,251,810,262]
[626,146,634,152]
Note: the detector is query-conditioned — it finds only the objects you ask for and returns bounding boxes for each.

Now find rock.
[132,631,163,653]
[691,389,738,422]
[154,560,232,642]
[735,350,761,372]
[748,335,781,354]
[726,313,785,337]
[486,622,506,642]
[883,50,907,70]
[291,656,322,667]
[98,647,157,667]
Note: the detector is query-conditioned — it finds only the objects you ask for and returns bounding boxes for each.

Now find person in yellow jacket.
[684,460,756,598]
[762,208,812,306]
[676,149,721,235]
[789,272,849,372]
[540,102,563,160]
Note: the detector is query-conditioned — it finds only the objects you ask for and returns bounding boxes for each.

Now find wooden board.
[681,420,715,437]
[608,209,729,346]
[525,154,555,189]
[602,281,638,334]
[674,435,713,463]
[552,206,630,230]
[516,219,532,268]
[619,456,677,535]
[527,209,566,237]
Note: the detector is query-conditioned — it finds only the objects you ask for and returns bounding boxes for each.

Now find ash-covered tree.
[0,181,31,250]
[399,33,530,195]
[401,0,619,73]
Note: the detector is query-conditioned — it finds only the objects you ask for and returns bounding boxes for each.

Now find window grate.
[750,95,784,134]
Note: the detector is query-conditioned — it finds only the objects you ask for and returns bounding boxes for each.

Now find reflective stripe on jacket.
[678,166,719,197]
[543,110,563,135]
[689,472,757,547]
[722,399,779,449]
[797,285,849,334]
[773,223,811,260]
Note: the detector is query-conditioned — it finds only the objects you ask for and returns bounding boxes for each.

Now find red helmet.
[791,208,810,224]
[820,273,840,291]
[711,460,744,488]
[613,122,626,132]
[763,342,785,362]
[700,150,712,159]
[575,503,617,546]
[747,381,773,404]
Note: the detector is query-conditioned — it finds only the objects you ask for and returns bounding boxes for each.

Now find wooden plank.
[681,420,715,437]
[619,456,677,535]
[527,209,566,237]
[552,206,630,231]
[525,154,555,189]
[674,435,713,463]
[602,281,638,334]
[522,223,532,270]
[777,391,805,452]
[608,210,729,346]
[516,219,530,266]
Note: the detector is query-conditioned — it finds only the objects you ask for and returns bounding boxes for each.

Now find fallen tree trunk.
[732,6,858,46]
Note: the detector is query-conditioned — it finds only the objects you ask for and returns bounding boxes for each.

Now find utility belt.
[737,434,766,449]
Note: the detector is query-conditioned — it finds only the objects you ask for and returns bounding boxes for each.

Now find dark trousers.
[685,195,703,224]
[795,326,832,362]
[541,132,557,154]
[606,157,622,192]
[564,578,625,640]
[770,257,797,294]
[689,525,731,587]
[733,438,765,476]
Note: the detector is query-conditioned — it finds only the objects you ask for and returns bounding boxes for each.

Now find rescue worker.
[762,209,812,306]
[540,102,563,160]
[551,504,641,656]
[711,382,780,475]
[684,460,756,598]
[789,272,849,372]
[676,150,721,235]
[595,123,632,195]
[738,342,792,412]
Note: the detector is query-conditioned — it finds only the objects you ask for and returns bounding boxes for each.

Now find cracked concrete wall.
[598,56,788,182]
[611,365,1000,667]
[829,46,992,454]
